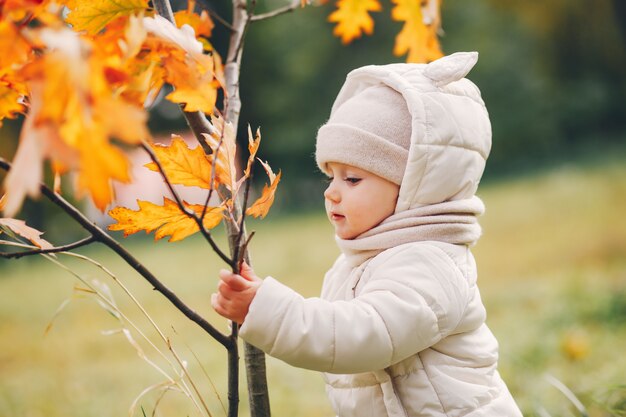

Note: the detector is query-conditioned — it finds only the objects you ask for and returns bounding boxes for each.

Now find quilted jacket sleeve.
[239,244,470,374]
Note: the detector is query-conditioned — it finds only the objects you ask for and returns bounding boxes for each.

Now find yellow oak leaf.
[328,0,381,45]
[0,218,53,249]
[143,15,221,114]
[246,160,281,219]
[65,0,149,35]
[144,136,214,189]
[162,53,218,114]
[108,198,224,242]
[391,0,443,63]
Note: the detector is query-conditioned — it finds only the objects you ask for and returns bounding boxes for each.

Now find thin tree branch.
[250,0,301,22]
[236,231,255,271]
[140,142,235,269]
[0,157,232,349]
[233,176,252,268]
[197,0,236,31]
[0,236,96,259]
[233,1,254,66]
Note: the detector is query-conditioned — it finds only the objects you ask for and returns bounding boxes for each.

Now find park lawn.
[1,159,625,417]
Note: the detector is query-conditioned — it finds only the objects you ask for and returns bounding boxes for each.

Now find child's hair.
[315,52,492,210]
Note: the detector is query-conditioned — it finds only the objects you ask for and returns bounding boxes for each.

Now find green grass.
[1,160,626,417]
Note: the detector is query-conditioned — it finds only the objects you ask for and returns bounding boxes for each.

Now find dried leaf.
[246,160,281,219]
[144,136,214,189]
[0,218,53,249]
[243,125,261,178]
[391,0,443,63]
[65,0,149,35]
[328,0,381,44]
[201,116,237,191]
[108,198,224,242]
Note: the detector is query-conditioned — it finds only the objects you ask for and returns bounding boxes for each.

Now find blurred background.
[1,0,626,416]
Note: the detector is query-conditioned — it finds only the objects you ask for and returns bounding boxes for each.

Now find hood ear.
[423,51,478,87]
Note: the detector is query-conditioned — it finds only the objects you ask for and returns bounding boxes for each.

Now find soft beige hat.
[316,52,491,211]
[315,84,412,185]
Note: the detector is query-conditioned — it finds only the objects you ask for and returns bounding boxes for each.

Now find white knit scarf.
[336,196,485,266]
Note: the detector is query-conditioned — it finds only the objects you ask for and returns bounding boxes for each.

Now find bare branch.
[197,0,235,31]
[0,157,232,349]
[140,142,235,269]
[250,0,301,22]
[233,176,252,269]
[0,236,96,259]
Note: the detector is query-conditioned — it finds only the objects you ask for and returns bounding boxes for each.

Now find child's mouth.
[330,213,345,221]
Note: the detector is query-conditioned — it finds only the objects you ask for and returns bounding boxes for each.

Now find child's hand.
[211,262,262,325]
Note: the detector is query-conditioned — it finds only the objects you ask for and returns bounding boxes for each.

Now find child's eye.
[324,177,334,184]
[345,177,361,184]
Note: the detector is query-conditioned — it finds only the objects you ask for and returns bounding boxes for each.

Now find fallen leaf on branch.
[108,198,224,242]
[328,0,381,44]
[0,218,53,249]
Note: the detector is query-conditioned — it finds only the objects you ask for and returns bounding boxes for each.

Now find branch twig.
[250,0,301,22]
[197,0,235,31]
[0,157,232,349]
[0,236,96,259]
[233,176,252,269]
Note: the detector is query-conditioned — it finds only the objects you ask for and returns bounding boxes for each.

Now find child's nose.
[324,183,340,202]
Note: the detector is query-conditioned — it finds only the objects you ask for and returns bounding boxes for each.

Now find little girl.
[211,52,523,417]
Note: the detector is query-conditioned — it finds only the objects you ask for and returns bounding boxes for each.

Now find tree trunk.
[223,1,272,416]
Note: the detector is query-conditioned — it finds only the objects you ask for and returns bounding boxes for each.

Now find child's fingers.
[239,262,260,282]
[219,269,250,291]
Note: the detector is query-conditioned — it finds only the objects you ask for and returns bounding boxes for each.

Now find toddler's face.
[324,162,399,239]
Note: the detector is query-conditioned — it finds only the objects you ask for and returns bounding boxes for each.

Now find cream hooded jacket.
[240,52,523,417]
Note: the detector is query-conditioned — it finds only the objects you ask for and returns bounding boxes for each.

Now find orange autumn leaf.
[174,3,214,39]
[0,21,31,72]
[0,218,53,249]
[144,135,214,189]
[108,198,224,242]
[391,0,443,63]
[75,130,131,211]
[1,25,151,214]
[65,0,149,35]
[143,15,221,114]
[246,160,281,219]
[0,81,26,124]
[328,0,381,44]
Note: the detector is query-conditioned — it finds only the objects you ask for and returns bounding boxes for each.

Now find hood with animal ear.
[316,51,491,212]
